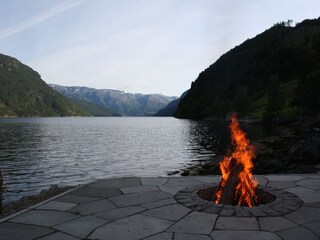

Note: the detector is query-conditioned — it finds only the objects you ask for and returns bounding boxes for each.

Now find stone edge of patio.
[0,174,319,240]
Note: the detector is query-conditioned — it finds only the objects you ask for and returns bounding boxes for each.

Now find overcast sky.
[0,0,319,96]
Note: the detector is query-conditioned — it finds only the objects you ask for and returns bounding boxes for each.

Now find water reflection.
[0,117,276,203]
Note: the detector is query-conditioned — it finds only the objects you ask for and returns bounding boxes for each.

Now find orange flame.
[215,113,258,207]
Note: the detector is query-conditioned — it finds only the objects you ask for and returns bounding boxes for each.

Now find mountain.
[175,18,320,119]
[154,90,188,116]
[50,84,177,116]
[0,53,90,117]
[70,99,121,117]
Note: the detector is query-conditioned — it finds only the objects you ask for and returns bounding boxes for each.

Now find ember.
[214,113,259,207]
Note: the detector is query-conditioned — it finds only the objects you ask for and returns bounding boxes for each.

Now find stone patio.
[0,174,319,240]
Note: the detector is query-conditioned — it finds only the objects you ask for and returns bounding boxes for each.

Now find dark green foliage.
[175,17,320,119]
[263,77,286,120]
[70,99,120,116]
[0,53,90,117]
[293,70,320,116]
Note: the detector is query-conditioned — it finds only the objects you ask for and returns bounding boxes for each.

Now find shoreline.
[176,116,320,176]
[0,185,74,219]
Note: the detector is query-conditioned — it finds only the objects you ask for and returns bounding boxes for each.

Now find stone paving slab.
[37,232,80,240]
[55,194,101,204]
[210,230,282,240]
[88,214,173,240]
[258,216,298,232]
[167,211,217,234]
[109,190,172,207]
[68,199,116,215]
[94,206,145,220]
[9,210,79,227]
[37,201,77,211]
[0,222,54,240]
[0,174,320,240]
[277,226,319,240]
[53,215,109,239]
[215,217,259,230]
[143,203,191,221]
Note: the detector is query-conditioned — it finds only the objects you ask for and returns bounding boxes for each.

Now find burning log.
[214,114,259,207]
[214,158,243,205]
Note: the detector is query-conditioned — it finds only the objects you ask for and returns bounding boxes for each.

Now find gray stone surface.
[71,186,122,198]
[285,207,320,225]
[141,177,168,186]
[192,176,221,184]
[168,211,217,234]
[56,194,101,203]
[265,175,305,181]
[296,179,320,190]
[305,222,320,237]
[174,232,213,240]
[211,230,282,240]
[303,202,320,208]
[37,232,80,240]
[120,185,158,194]
[254,175,268,186]
[88,214,173,240]
[165,177,205,187]
[143,204,191,221]
[159,185,185,195]
[94,206,145,220]
[37,201,77,211]
[9,210,79,227]
[267,181,296,189]
[54,215,108,238]
[1,175,320,240]
[109,190,172,207]
[69,199,116,215]
[285,186,320,203]
[258,216,298,232]
[0,222,54,240]
[144,232,173,240]
[141,198,177,209]
[277,227,319,240]
[89,177,141,188]
[216,217,259,230]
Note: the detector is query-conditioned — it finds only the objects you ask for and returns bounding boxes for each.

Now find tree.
[294,70,320,116]
[263,76,285,120]
[233,87,251,114]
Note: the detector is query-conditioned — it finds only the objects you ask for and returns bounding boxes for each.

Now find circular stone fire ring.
[175,184,303,217]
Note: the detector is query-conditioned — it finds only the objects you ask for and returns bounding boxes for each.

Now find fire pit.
[197,186,276,206]
[175,114,303,217]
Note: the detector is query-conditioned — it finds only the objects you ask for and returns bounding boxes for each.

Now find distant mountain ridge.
[0,53,90,117]
[50,84,177,116]
[154,90,188,116]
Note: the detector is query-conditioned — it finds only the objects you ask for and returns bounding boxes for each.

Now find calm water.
[0,117,273,203]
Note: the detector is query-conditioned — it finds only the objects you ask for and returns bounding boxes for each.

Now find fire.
[215,113,258,207]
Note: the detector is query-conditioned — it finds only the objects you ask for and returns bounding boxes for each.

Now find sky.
[0,0,320,96]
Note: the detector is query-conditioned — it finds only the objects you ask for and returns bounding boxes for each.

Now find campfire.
[214,113,259,207]
[177,115,302,215]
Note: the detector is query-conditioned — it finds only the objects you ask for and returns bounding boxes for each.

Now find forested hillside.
[175,18,320,119]
[0,53,90,117]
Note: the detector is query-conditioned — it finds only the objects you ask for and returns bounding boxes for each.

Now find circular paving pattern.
[175,184,303,217]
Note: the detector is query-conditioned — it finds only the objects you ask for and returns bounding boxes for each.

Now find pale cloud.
[0,0,87,39]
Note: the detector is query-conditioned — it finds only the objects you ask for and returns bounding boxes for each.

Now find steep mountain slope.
[154,90,188,116]
[50,84,177,116]
[0,53,90,117]
[70,99,121,116]
[175,18,320,119]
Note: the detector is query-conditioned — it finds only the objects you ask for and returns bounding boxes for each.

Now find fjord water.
[0,117,273,203]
